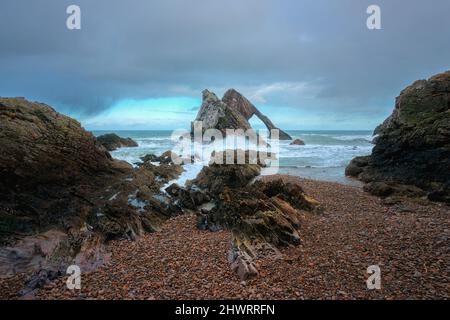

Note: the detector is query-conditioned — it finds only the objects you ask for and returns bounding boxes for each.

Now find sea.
[92,130,374,187]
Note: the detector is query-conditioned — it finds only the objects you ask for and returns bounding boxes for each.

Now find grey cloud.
[0,0,449,122]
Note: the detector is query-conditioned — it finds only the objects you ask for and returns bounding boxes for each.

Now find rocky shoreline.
[0,98,187,295]
[1,176,448,300]
[0,94,317,296]
[1,74,449,300]
[346,71,450,204]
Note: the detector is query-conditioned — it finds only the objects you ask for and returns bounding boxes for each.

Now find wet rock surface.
[169,150,319,279]
[3,177,447,300]
[0,98,183,293]
[140,150,178,165]
[190,159,261,195]
[0,97,113,244]
[290,139,305,146]
[96,133,138,151]
[346,71,450,204]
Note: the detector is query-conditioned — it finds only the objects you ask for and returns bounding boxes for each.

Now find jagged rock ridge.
[166,150,319,280]
[193,89,292,140]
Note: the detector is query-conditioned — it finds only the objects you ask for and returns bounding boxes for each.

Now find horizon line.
[88,128,375,132]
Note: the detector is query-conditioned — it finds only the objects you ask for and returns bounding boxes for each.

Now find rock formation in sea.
[97,133,138,151]
[0,98,183,293]
[193,89,292,140]
[290,138,305,146]
[166,149,319,280]
[346,70,450,204]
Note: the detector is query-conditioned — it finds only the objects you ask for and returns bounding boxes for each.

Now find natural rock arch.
[192,89,292,140]
[222,89,292,140]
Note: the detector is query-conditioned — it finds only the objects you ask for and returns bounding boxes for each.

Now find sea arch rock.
[222,89,292,140]
[192,89,292,140]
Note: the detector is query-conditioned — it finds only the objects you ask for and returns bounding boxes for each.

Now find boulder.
[228,241,258,281]
[165,183,210,210]
[189,155,261,194]
[345,156,370,177]
[290,139,305,146]
[140,154,160,163]
[138,160,184,185]
[97,133,138,151]
[346,71,450,204]
[140,150,178,165]
[428,183,450,203]
[363,182,426,198]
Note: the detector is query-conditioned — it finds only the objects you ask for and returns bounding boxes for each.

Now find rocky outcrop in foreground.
[193,89,292,140]
[0,98,182,294]
[346,71,450,204]
[3,177,449,300]
[166,150,319,280]
[0,96,315,290]
[97,133,138,151]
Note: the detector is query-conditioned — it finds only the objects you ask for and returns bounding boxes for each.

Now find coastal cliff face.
[346,71,450,203]
[0,97,112,241]
[193,89,292,140]
[0,98,112,192]
[0,98,182,288]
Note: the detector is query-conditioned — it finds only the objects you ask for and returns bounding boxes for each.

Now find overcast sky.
[1,0,449,130]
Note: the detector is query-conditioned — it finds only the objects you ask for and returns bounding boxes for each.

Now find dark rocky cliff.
[346,71,450,203]
[0,98,183,286]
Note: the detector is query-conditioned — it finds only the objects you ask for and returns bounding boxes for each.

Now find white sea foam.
[101,130,374,186]
[332,135,373,141]
[161,162,204,191]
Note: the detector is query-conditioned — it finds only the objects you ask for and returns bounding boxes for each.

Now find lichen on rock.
[346,70,450,204]
[0,98,184,291]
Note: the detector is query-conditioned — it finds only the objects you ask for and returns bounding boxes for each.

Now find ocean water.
[92,130,374,186]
